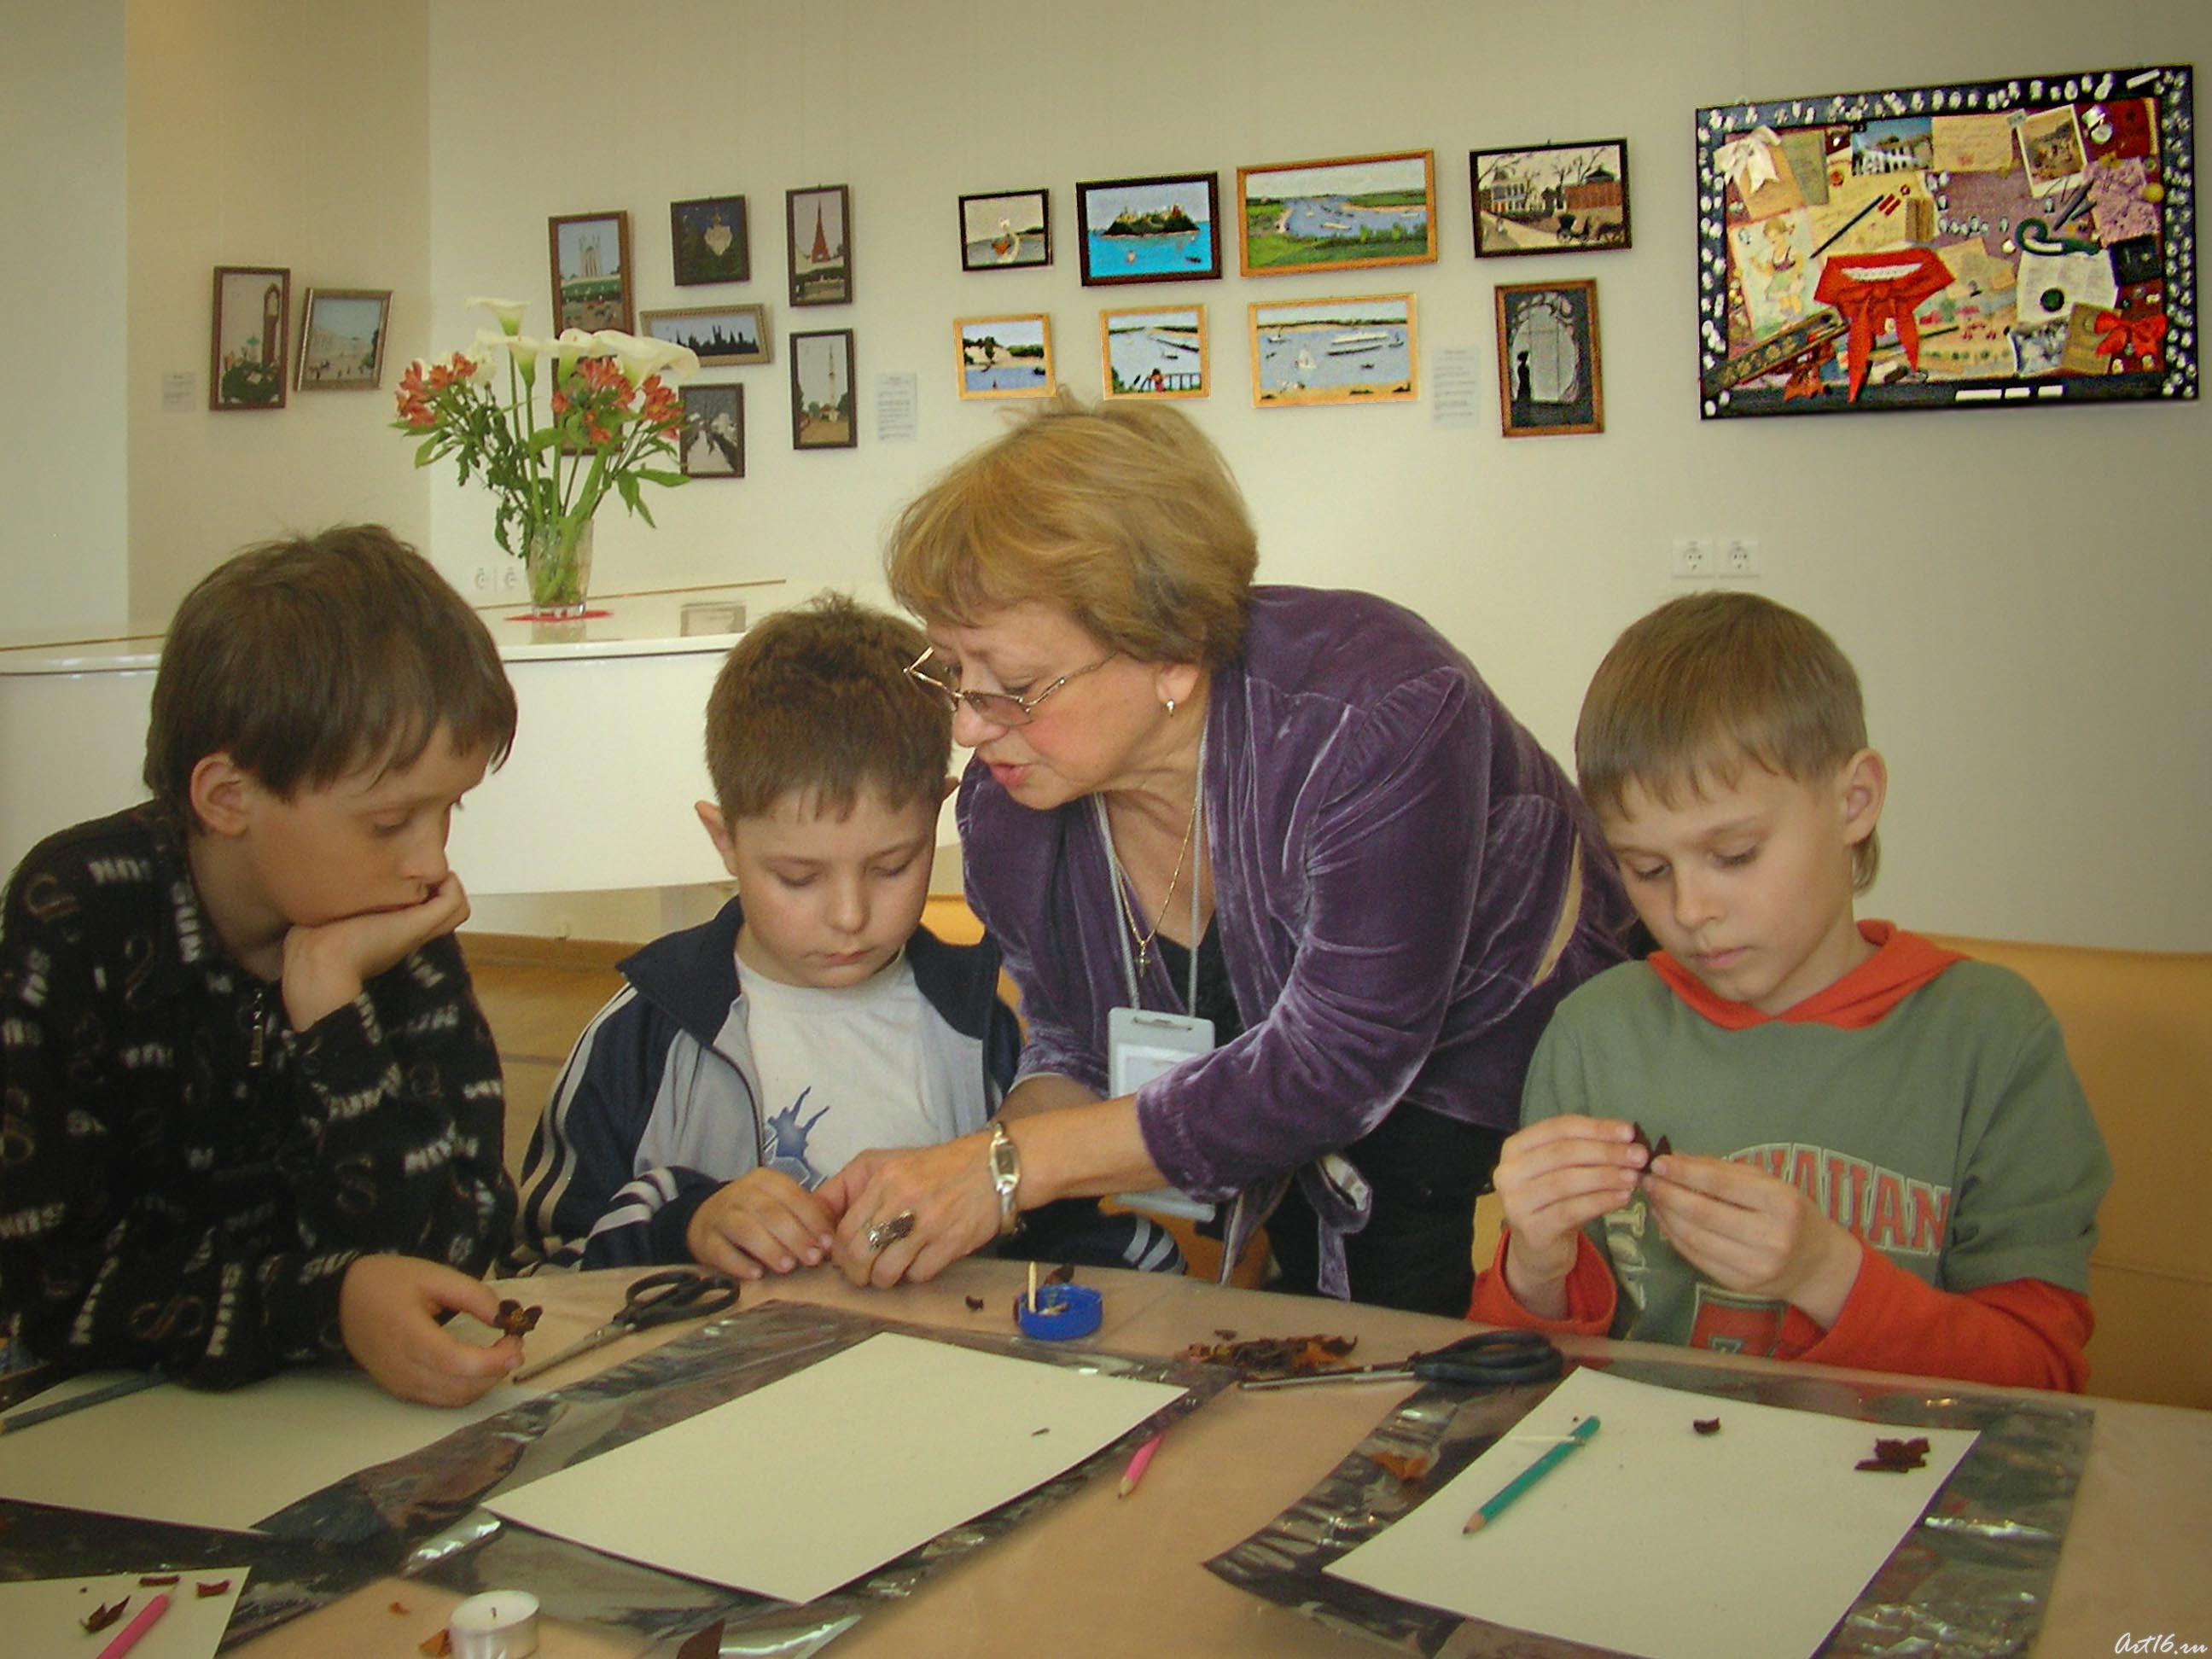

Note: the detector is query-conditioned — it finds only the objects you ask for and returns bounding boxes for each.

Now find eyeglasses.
[904,647,1117,727]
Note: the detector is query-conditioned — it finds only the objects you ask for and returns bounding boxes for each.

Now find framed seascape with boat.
[294,287,389,390]
[958,313,1054,399]
[959,189,1051,271]
[670,194,750,286]
[1101,305,1208,400]
[548,211,634,334]
[1074,173,1221,287]
[787,185,852,306]
[1697,65,2197,418]
[1248,294,1417,408]
[1496,278,1603,437]
[210,265,290,410]
[1237,151,1436,276]
[640,304,770,367]
[790,329,856,448]
[1471,140,1632,256]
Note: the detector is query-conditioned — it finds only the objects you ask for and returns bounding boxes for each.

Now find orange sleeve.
[1784,1244,2095,1392]
[1467,1227,1617,1336]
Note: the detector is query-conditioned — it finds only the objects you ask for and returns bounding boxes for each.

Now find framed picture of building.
[1496,279,1603,437]
[294,287,389,390]
[790,328,856,446]
[788,185,852,306]
[210,265,290,410]
[1470,141,1631,256]
[548,211,633,334]
[640,305,771,367]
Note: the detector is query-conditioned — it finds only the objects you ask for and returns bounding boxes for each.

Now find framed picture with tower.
[788,185,852,306]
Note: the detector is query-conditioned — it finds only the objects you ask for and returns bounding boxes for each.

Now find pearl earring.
[1165,699,1178,717]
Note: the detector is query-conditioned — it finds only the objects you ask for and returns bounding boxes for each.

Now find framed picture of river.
[1496,279,1603,437]
[1237,150,1436,276]
[1248,294,1417,408]
[957,313,1054,399]
[1074,173,1221,287]
[1101,305,1208,400]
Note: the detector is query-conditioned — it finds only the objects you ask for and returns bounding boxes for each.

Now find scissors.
[1239,1329,1563,1392]
[509,1268,741,1382]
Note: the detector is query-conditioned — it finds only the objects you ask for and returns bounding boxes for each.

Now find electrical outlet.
[472,565,495,593]
[499,561,523,594]
[1670,537,1716,579]
[1721,536,1762,577]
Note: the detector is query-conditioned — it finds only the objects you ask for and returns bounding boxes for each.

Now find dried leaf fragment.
[1372,1450,1432,1488]
[492,1299,542,1336]
[1855,1435,1931,1472]
[389,1600,410,1615]
[195,1578,232,1597]
[419,1627,454,1656]
[964,1295,984,1312]
[83,1598,131,1633]
[139,1573,180,1586]
[677,1621,727,1659]
[1181,1332,1357,1377]
[1214,1328,1237,1341]
[1693,1417,1722,1435]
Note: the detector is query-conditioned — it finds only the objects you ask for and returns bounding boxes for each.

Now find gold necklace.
[1109,789,1200,978]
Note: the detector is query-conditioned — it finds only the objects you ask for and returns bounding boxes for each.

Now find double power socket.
[1670,536,1762,579]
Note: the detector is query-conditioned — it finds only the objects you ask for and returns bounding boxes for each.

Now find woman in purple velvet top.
[820,393,1635,1313]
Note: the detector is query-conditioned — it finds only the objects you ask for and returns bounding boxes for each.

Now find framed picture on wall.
[210,265,290,410]
[1248,294,1416,407]
[959,189,1051,271]
[1101,304,1208,400]
[548,211,634,334]
[294,287,389,391]
[1696,64,2197,417]
[788,185,852,306]
[958,313,1054,399]
[680,383,744,478]
[1074,173,1220,286]
[670,194,750,286]
[790,328,856,447]
[1470,140,1632,256]
[640,304,770,367]
[1496,278,1603,437]
[1236,151,1435,276]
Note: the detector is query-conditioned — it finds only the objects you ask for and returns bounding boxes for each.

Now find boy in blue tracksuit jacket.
[515,595,1178,1278]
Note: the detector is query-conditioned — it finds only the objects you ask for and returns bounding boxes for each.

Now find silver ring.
[864,1210,917,1253]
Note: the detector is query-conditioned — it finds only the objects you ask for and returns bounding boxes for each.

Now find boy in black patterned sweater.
[0,526,524,1406]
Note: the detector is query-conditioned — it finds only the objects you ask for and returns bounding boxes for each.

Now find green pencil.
[0,1371,167,1435]
[1463,1414,1601,1534]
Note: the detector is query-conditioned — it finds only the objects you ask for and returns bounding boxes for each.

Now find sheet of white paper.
[0,1566,247,1659]
[486,1330,1185,1604]
[0,1364,529,1532]
[1327,1367,1980,1659]
[873,373,917,441]
[1429,346,1485,427]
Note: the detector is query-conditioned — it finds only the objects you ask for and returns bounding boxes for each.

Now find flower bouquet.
[394,300,699,616]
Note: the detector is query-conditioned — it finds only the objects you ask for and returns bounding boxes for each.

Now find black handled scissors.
[509,1268,741,1382]
[1239,1329,1563,1392]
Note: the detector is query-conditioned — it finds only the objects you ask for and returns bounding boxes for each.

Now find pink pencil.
[96,1591,171,1659]
[1119,1430,1166,1498]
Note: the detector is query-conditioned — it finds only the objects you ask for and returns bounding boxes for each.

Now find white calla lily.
[469,297,529,336]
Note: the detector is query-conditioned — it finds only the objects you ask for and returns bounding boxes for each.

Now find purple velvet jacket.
[959,586,1635,1292]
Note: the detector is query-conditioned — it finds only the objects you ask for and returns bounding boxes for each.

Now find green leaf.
[637,469,685,487]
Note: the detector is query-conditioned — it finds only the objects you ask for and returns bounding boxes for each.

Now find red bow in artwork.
[1813,248,1953,400]
[2094,309,2168,363]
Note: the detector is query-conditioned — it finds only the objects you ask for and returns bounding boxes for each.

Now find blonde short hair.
[1576,591,1880,891]
[886,389,1258,667]
[702,592,948,824]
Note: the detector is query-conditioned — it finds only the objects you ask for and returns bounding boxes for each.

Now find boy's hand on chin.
[1643,1154,1862,1327]
[281,874,471,1027]
[339,1254,520,1406]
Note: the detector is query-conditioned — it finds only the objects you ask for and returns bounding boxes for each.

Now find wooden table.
[209,1259,2212,1656]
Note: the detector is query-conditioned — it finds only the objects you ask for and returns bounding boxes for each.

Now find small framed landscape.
[210,265,290,410]
[788,185,852,306]
[680,383,744,478]
[1471,140,1632,256]
[1101,305,1208,400]
[294,287,389,391]
[958,313,1054,399]
[1237,151,1436,276]
[790,329,856,448]
[960,189,1051,271]
[549,211,634,334]
[670,194,749,286]
[1496,279,1603,437]
[1074,173,1220,286]
[641,304,770,367]
[1249,294,1416,408]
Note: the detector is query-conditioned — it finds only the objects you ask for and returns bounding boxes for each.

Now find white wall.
[2,1,129,633]
[86,0,2212,951]
[125,0,433,621]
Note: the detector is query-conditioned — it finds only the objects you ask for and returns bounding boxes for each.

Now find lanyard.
[1093,727,1206,1014]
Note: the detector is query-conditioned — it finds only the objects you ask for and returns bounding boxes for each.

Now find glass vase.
[523,518,594,619]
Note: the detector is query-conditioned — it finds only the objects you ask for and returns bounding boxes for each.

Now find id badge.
[1109,1006,1218,1222]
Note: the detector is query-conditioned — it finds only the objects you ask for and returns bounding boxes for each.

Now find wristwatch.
[986,1121,1022,1236]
